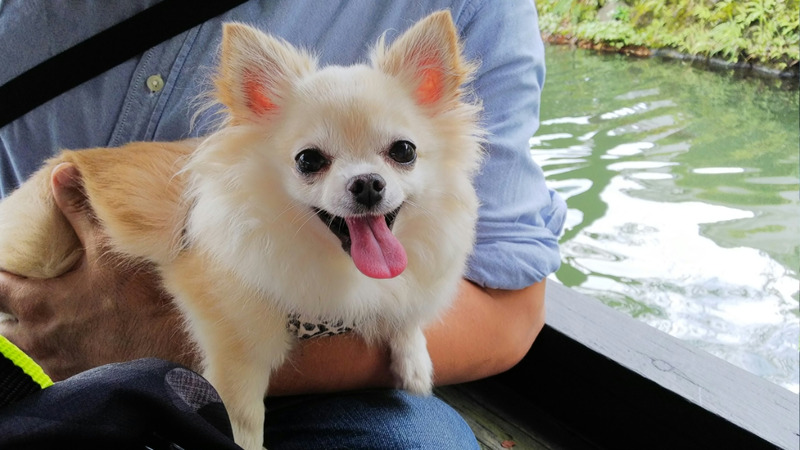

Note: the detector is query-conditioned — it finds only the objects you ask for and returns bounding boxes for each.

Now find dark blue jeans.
[0,359,478,449]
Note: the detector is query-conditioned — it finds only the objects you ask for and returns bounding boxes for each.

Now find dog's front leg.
[202,325,290,450]
[163,252,292,450]
[388,325,434,395]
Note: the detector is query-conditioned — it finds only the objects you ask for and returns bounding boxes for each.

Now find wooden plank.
[503,281,800,449]
[436,384,552,450]
[438,379,600,449]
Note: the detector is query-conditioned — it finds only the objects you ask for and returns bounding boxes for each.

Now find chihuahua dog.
[0,11,483,450]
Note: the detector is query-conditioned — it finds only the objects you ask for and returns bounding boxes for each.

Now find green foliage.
[575,20,642,48]
[612,5,631,22]
[537,0,800,70]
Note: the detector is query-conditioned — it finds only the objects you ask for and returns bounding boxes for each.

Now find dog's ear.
[215,23,316,122]
[373,11,474,111]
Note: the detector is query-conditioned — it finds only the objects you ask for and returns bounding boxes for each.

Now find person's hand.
[0,163,197,381]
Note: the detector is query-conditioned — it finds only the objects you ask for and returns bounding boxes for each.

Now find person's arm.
[269,280,545,396]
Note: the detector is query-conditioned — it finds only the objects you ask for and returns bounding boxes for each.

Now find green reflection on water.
[534,45,799,391]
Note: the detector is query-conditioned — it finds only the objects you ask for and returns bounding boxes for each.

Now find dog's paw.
[399,368,433,396]
[231,421,265,450]
[389,334,434,396]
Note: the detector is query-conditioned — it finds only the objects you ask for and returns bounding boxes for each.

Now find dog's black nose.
[348,173,385,208]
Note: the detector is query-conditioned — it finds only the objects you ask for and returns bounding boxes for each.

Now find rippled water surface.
[534,45,799,392]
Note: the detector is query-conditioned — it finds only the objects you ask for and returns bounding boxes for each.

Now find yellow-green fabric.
[0,335,52,389]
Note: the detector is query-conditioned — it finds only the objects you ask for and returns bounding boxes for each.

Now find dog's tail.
[0,140,196,279]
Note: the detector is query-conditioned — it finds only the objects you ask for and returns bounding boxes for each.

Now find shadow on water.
[533,45,800,392]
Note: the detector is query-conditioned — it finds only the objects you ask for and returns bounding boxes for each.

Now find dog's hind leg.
[0,158,81,279]
[0,141,193,279]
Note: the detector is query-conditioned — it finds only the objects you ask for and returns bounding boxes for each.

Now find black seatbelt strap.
[0,0,248,128]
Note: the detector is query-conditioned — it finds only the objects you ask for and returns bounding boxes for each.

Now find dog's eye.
[295,149,329,174]
[388,140,416,165]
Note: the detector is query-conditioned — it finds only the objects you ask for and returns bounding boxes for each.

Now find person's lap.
[0,358,478,449]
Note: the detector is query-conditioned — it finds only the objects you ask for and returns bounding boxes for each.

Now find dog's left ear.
[215,23,316,122]
[373,11,474,112]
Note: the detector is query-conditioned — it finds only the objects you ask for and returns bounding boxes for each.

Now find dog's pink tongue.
[346,215,407,279]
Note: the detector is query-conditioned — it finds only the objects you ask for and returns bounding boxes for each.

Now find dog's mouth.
[314,206,406,279]
[314,206,402,253]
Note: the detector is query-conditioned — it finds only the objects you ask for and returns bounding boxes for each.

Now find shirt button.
[146,74,165,93]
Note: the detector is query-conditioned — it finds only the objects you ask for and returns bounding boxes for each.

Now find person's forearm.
[268,279,546,396]
[267,332,393,396]
[428,279,546,385]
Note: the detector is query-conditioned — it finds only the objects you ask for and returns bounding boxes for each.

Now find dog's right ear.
[214,23,316,123]
[373,11,474,114]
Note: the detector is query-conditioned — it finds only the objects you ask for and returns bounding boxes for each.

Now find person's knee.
[387,390,479,449]
[264,389,478,449]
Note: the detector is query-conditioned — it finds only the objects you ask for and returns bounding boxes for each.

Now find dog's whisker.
[402,198,437,222]
[326,214,337,229]
[292,209,321,239]
[273,200,307,223]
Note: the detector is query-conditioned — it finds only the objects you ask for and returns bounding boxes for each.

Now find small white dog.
[0,11,483,450]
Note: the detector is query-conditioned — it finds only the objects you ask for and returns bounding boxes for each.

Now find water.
[533,45,799,393]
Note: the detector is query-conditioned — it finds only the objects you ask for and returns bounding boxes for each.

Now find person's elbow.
[486,279,547,374]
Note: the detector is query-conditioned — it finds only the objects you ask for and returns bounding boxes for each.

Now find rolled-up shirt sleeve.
[458,0,566,289]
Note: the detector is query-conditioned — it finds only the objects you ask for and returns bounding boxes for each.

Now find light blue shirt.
[0,0,565,289]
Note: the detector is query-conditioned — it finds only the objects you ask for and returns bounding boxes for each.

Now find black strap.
[0,0,247,128]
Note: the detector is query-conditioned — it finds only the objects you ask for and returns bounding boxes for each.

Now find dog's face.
[274,65,439,279]
[192,12,482,281]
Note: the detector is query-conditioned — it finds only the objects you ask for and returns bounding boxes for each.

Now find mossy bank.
[537,0,800,79]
